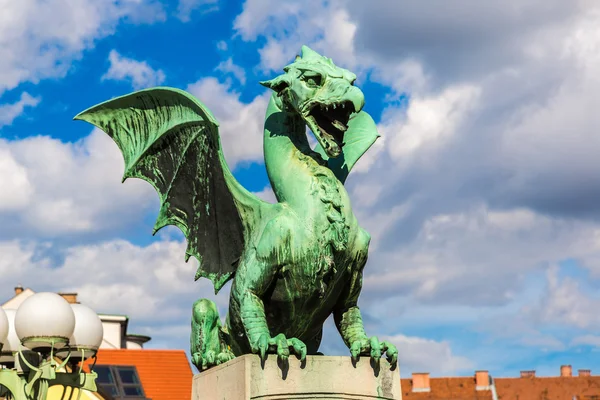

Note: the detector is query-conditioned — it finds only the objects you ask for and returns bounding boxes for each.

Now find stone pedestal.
[191,354,402,400]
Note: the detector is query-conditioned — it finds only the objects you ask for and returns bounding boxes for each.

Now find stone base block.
[191,354,402,400]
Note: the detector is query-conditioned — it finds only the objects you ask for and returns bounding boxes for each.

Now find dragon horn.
[259,74,290,92]
[300,45,322,60]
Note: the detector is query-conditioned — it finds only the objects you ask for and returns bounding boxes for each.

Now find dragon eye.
[304,73,322,87]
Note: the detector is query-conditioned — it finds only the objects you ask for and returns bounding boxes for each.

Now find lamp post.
[0,293,103,400]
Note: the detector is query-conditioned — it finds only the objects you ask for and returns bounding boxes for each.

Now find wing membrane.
[75,87,270,292]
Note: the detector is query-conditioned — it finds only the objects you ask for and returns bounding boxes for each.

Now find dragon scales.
[75,46,398,371]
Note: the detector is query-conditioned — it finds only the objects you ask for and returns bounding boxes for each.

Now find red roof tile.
[400,377,494,400]
[494,376,600,400]
[85,349,193,400]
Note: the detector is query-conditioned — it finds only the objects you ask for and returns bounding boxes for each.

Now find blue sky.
[1,0,600,379]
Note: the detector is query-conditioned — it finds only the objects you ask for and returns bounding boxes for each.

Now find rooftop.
[495,374,600,400]
[85,349,193,400]
[402,366,600,400]
[401,376,494,399]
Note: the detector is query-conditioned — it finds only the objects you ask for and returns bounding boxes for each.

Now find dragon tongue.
[332,120,347,131]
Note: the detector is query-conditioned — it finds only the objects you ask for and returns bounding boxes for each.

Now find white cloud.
[215,58,247,85]
[186,78,270,166]
[0,129,155,236]
[233,0,301,41]
[528,266,600,329]
[0,0,166,95]
[0,93,41,128]
[257,40,292,72]
[382,84,481,162]
[0,148,33,211]
[571,335,600,347]
[233,0,358,72]
[102,50,166,90]
[359,206,600,307]
[176,0,219,22]
[0,238,217,323]
[311,9,356,63]
[252,186,276,203]
[383,334,473,375]
[371,59,430,96]
[354,202,411,251]
[493,12,600,214]
[216,40,227,51]
[472,261,600,351]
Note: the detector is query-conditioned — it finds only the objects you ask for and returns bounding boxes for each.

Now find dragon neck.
[263,93,351,257]
[263,94,323,206]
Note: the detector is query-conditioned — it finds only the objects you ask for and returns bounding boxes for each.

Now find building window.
[94,365,148,399]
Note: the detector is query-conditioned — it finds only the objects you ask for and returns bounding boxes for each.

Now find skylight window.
[95,365,148,399]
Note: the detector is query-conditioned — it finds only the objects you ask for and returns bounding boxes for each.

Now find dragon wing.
[75,87,272,293]
[313,110,380,183]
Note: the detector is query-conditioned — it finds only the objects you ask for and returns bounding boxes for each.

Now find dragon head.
[260,45,365,158]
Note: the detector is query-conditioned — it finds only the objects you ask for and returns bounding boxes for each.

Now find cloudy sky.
[2,0,600,378]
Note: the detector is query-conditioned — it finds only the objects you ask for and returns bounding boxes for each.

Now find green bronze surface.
[75,46,398,371]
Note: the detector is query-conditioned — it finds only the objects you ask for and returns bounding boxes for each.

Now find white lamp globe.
[0,309,21,363]
[56,304,103,361]
[15,292,75,352]
[0,308,8,350]
[0,309,40,372]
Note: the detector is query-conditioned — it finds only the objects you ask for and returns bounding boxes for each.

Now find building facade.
[1,285,192,400]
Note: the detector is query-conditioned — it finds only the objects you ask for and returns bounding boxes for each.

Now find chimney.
[475,370,491,390]
[58,293,79,304]
[520,370,536,378]
[412,373,431,393]
[579,369,591,377]
[14,285,23,295]
[561,365,572,377]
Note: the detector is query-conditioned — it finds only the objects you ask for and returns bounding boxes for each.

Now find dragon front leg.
[335,306,398,366]
[233,217,308,362]
[334,270,398,367]
[239,291,307,362]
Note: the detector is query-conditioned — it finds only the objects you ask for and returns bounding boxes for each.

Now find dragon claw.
[216,350,235,365]
[253,333,307,362]
[193,350,235,371]
[370,337,381,361]
[257,334,270,361]
[387,347,398,366]
[349,337,398,368]
[206,350,216,365]
[192,352,202,367]
[270,334,290,360]
[350,341,361,361]
[288,338,307,361]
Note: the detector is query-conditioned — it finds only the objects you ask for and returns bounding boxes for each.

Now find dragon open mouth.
[305,100,355,158]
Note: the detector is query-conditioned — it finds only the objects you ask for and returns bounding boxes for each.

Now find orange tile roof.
[400,377,494,400]
[85,349,193,400]
[399,374,600,400]
[494,376,600,400]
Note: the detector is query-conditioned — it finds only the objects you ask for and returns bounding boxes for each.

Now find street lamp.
[0,293,103,400]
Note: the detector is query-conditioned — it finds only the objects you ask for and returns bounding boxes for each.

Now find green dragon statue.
[75,45,398,371]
